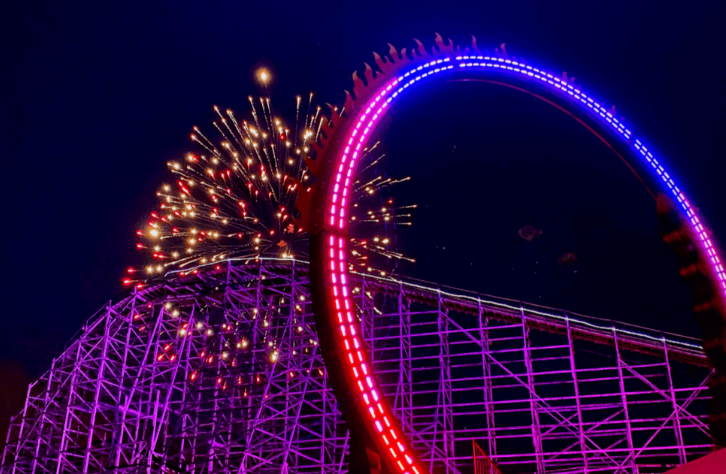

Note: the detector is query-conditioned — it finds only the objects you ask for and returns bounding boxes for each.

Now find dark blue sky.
[2,0,725,380]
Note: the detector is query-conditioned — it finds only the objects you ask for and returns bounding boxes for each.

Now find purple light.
[320,52,726,473]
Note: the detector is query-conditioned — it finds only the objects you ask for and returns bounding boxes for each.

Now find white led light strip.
[321,54,725,474]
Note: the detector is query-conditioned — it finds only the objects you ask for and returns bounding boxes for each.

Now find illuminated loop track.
[299,35,726,474]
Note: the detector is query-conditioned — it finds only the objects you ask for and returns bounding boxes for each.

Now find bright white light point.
[258,69,270,83]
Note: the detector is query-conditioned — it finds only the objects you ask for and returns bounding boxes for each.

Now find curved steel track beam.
[297,35,726,473]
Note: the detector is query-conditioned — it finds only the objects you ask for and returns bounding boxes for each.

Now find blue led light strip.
[320,52,725,474]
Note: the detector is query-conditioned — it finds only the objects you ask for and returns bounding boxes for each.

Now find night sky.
[2,0,725,408]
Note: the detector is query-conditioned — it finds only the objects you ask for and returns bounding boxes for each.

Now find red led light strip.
[314,52,725,474]
[319,60,456,474]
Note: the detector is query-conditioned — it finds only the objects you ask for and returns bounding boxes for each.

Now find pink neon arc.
[322,55,726,472]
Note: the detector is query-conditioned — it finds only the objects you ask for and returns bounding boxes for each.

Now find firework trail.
[125,75,414,285]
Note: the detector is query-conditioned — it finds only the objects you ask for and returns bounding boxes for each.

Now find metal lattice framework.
[1,260,714,473]
[298,38,726,473]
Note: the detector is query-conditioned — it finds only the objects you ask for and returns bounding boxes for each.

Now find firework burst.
[125,81,414,285]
